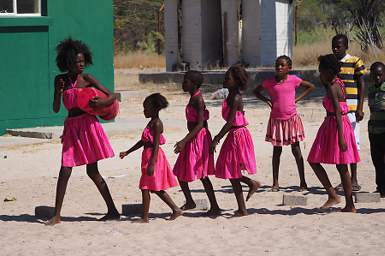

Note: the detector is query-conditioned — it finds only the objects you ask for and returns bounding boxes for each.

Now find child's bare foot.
[44,215,61,226]
[180,202,196,211]
[341,206,357,213]
[205,207,222,216]
[269,185,280,192]
[232,210,248,217]
[168,210,183,221]
[99,211,120,221]
[246,180,261,201]
[320,196,341,209]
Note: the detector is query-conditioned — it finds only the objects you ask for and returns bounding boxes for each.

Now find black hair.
[56,38,93,72]
[332,34,349,48]
[144,93,169,111]
[276,55,292,68]
[370,61,385,72]
[226,64,249,91]
[318,54,342,75]
[184,70,204,88]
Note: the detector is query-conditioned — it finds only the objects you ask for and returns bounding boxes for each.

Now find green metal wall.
[0,0,114,135]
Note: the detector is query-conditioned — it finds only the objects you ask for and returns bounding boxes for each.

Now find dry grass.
[114,51,165,69]
[293,40,385,67]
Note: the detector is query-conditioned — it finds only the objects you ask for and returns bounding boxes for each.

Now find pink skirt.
[265,114,305,146]
[215,127,257,179]
[307,115,360,164]
[140,147,178,191]
[173,128,215,182]
[61,114,114,167]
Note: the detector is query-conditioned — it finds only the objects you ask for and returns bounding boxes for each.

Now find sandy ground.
[1,74,385,256]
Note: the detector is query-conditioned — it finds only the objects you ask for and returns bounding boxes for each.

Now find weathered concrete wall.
[260,0,277,66]
[164,0,179,71]
[275,0,293,58]
[242,0,261,66]
[221,0,241,66]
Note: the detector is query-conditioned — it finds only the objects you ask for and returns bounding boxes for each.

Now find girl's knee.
[273,146,282,155]
[59,167,72,179]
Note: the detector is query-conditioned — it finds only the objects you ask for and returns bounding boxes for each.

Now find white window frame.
[0,0,41,17]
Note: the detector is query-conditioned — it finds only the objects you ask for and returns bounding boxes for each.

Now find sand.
[1,76,385,256]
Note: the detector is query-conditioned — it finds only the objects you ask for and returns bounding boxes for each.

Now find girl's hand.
[146,164,155,176]
[119,151,128,159]
[338,137,347,152]
[55,78,65,94]
[89,97,105,108]
[174,140,186,154]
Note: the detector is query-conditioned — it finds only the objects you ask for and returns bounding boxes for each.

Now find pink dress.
[173,91,215,182]
[61,80,114,167]
[307,78,360,164]
[262,75,305,146]
[140,126,178,191]
[215,99,257,179]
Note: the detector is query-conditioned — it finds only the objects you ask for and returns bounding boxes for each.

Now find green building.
[0,0,114,135]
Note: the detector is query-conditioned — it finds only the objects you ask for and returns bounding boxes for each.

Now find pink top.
[141,126,166,145]
[262,74,303,120]
[62,79,79,111]
[185,90,209,122]
[323,78,349,115]
[222,99,249,127]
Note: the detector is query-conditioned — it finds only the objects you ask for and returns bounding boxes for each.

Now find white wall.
[221,0,241,66]
[242,0,261,66]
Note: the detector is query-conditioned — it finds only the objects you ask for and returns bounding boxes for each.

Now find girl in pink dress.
[47,38,119,225]
[120,93,182,223]
[173,71,221,215]
[211,65,260,217]
[254,55,315,192]
[308,54,359,212]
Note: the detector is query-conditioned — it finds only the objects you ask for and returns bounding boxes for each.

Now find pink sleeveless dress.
[307,78,360,164]
[215,99,257,179]
[140,126,178,191]
[173,91,215,182]
[61,80,114,167]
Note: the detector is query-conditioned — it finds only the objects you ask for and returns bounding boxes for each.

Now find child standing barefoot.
[47,38,120,225]
[120,93,182,223]
[173,71,221,215]
[211,65,260,217]
[254,56,315,192]
[308,54,360,212]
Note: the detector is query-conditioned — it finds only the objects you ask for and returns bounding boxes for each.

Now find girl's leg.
[240,176,261,201]
[153,190,182,220]
[336,164,356,213]
[350,163,360,191]
[45,167,72,225]
[271,146,282,191]
[309,163,341,209]
[200,177,221,215]
[291,142,308,191]
[178,179,196,210]
[141,190,151,223]
[229,178,247,216]
[86,162,120,220]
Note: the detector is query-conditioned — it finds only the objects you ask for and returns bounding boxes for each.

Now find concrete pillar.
[242,0,261,66]
[221,0,241,66]
[164,0,179,71]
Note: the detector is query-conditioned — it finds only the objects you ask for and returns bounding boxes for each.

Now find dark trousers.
[369,132,385,193]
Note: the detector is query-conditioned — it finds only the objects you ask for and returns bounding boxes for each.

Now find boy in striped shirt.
[332,34,367,191]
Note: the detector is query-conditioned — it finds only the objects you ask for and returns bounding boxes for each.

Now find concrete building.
[0,0,114,134]
[164,0,294,71]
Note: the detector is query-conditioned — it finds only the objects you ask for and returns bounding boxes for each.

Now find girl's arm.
[356,75,365,121]
[328,84,347,152]
[53,75,64,113]
[253,85,272,108]
[295,80,316,103]
[210,95,241,152]
[147,119,162,176]
[84,74,119,107]
[119,140,144,159]
[174,96,205,153]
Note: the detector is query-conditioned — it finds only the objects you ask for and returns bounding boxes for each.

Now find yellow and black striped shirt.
[338,54,367,112]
